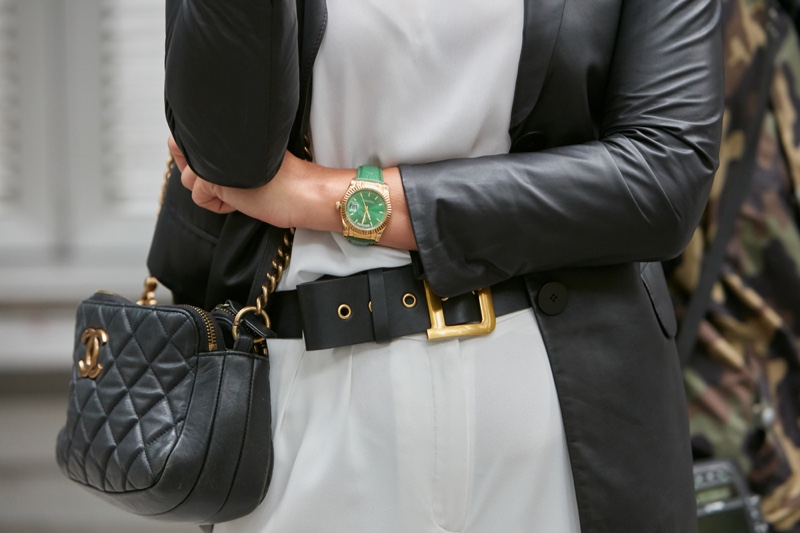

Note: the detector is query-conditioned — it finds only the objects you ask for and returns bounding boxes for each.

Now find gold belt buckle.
[423,281,496,340]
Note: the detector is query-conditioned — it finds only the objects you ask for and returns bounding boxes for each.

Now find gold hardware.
[234,227,295,344]
[255,228,294,310]
[78,328,107,379]
[368,301,373,313]
[185,305,218,351]
[402,293,417,309]
[337,178,393,243]
[159,156,172,210]
[137,156,169,307]
[233,306,270,342]
[338,304,352,320]
[423,282,496,340]
[137,277,159,306]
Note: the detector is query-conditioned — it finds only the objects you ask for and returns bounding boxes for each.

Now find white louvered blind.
[0,0,19,213]
[99,0,168,215]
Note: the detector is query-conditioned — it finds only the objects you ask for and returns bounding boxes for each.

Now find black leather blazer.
[151,0,723,530]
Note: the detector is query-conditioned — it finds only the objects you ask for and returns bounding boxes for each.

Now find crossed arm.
[166,0,723,297]
[169,135,417,251]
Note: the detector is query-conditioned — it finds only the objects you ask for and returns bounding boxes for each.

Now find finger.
[180,164,198,191]
[192,178,236,214]
[167,135,188,172]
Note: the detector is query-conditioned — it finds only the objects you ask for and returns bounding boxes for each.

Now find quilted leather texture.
[56,292,273,523]
[57,295,200,493]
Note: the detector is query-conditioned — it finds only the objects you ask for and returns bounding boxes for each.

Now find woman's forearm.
[171,138,417,251]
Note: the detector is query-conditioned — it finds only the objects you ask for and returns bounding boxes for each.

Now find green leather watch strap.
[347,165,386,246]
[357,165,383,183]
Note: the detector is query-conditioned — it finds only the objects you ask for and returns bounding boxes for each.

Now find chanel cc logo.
[78,328,107,379]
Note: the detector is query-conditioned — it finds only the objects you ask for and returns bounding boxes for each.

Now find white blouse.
[279,0,524,290]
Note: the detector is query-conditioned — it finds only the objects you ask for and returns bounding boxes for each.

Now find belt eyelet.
[402,293,417,309]
[338,304,352,320]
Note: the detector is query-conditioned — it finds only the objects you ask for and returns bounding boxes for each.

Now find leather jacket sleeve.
[165,0,299,188]
[400,0,724,297]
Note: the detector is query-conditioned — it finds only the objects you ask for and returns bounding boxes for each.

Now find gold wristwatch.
[336,165,392,245]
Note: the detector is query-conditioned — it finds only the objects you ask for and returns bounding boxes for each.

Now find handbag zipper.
[90,291,218,352]
[214,303,237,318]
[182,306,218,352]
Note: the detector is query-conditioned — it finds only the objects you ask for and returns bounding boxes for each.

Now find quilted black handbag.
[55,228,294,525]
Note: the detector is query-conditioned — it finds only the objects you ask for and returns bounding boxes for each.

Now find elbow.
[166,105,285,188]
[656,220,698,262]
[623,114,721,262]
[652,148,717,261]
[193,150,284,189]
[164,91,298,189]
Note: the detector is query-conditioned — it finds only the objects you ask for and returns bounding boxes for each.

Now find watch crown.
[335,201,341,209]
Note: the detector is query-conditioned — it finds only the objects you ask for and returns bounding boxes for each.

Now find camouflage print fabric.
[667,0,800,530]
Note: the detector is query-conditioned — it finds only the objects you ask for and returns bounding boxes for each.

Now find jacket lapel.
[510,0,566,133]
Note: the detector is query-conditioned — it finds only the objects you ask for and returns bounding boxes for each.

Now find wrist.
[289,161,415,251]
[295,161,352,232]
[380,167,415,250]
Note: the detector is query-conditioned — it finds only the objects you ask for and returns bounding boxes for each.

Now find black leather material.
[640,261,678,338]
[401,0,723,298]
[509,131,547,153]
[56,293,272,524]
[366,269,391,344]
[524,264,696,533]
[508,0,566,133]
[164,0,299,188]
[271,265,531,350]
[287,0,328,159]
[147,164,223,306]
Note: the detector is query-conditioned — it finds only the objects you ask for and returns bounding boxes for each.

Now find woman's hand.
[167,135,417,249]
[169,135,308,227]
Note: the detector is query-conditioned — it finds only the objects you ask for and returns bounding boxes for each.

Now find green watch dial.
[345,189,388,230]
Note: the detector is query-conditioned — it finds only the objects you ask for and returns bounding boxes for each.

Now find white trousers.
[216,308,581,533]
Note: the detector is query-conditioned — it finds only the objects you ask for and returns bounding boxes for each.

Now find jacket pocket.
[640,262,678,338]
[146,165,224,306]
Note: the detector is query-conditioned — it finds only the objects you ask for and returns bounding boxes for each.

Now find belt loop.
[410,251,426,280]
[367,269,391,343]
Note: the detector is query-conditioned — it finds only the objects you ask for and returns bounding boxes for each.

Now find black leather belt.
[267,265,532,351]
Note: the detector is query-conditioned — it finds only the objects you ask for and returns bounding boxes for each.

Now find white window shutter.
[99,0,168,215]
[0,0,20,211]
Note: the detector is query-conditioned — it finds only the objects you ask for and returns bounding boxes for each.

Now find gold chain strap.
[158,156,172,209]
[232,226,295,339]
[138,156,174,305]
[233,135,312,340]
[260,227,295,308]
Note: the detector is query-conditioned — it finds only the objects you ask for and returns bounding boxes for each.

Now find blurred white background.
[0,1,195,531]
